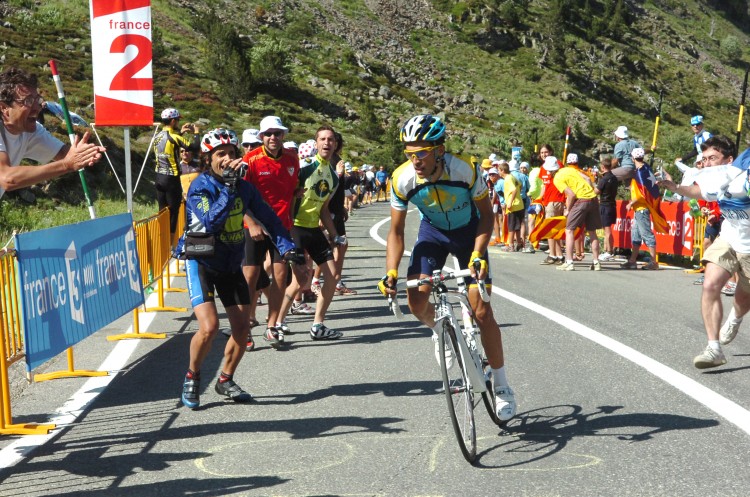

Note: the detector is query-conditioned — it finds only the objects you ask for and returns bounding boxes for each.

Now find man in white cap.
[241,128,262,153]
[241,116,306,349]
[611,126,641,182]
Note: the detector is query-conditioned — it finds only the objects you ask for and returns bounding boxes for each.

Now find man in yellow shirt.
[553,164,603,271]
[497,162,525,251]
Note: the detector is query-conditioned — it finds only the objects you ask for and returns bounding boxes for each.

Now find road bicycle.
[387,262,502,463]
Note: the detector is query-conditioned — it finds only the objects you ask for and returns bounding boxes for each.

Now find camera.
[222,162,248,186]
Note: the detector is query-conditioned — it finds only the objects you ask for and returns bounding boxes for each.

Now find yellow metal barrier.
[166,202,187,286]
[0,250,55,434]
[108,209,180,341]
[685,215,707,274]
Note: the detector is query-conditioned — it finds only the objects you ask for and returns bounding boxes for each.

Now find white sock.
[566,260,574,264]
[708,340,721,351]
[492,366,508,389]
[312,278,320,285]
[728,307,743,325]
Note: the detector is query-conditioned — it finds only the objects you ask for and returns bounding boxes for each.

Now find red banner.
[89,0,153,126]
[612,200,695,257]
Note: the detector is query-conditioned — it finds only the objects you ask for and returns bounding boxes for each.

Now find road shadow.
[475,404,719,468]
[255,379,443,406]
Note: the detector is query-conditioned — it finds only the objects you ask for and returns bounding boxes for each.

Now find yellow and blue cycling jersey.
[390,153,488,231]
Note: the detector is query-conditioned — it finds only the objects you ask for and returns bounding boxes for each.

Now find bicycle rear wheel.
[439,319,477,462]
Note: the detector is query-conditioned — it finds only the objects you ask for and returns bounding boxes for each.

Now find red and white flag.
[89,0,153,126]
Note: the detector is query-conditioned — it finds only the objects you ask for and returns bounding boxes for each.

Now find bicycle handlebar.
[405,268,491,302]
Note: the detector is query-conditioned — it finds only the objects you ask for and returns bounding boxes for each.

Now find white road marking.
[370,213,750,437]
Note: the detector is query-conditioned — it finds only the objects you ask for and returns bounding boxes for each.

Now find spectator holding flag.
[619,147,666,270]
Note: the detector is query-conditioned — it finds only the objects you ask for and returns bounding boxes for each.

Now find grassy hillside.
[0,0,749,238]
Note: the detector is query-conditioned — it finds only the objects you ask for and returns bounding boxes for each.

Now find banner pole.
[125,127,133,213]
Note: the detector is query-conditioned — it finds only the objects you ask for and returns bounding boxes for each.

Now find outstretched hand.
[65,132,105,171]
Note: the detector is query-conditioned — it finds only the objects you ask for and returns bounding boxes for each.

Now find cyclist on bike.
[379,114,517,421]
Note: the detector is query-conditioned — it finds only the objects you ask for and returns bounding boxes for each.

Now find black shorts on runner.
[600,202,616,227]
[332,213,346,238]
[186,260,250,308]
[242,229,283,267]
[291,225,334,265]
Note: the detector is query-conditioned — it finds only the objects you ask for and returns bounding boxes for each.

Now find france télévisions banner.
[89,0,153,126]
[15,214,144,370]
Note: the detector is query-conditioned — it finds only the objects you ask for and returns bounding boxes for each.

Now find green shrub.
[720,35,743,64]
[250,36,293,91]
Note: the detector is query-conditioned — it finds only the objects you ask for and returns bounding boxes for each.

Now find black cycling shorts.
[186,260,250,308]
[242,229,283,267]
[291,225,334,265]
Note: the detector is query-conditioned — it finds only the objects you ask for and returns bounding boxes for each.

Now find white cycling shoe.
[494,387,517,421]
[432,331,454,369]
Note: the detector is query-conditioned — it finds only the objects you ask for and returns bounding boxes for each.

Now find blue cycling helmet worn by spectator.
[400,114,446,144]
[691,115,704,126]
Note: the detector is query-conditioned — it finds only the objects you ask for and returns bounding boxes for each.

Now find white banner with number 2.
[89,0,153,126]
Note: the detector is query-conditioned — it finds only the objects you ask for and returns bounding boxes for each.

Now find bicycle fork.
[436,303,487,394]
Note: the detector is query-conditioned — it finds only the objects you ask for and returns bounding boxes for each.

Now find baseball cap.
[488,167,499,175]
[283,141,298,149]
[258,116,289,135]
[509,159,519,171]
[488,153,497,162]
[520,161,530,170]
[543,156,560,172]
[566,153,578,164]
[614,126,628,139]
[241,129,262,146]
[631,147,646,159]
[691,115,704,126]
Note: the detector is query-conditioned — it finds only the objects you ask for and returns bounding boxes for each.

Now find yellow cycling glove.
[469,251,487,272]
[378,269,398,296]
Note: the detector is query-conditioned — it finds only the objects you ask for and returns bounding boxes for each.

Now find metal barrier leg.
[33,347,108,382]
[107,307,167,341]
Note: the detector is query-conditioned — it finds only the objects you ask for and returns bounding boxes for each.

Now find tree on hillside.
[194,12,253,101]
[250,36,293,92]
[359,97,383,141]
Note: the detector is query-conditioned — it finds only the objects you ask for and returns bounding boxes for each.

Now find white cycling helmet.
[400,114,446,143]
[160,108,180,120]
[201,128,239,153]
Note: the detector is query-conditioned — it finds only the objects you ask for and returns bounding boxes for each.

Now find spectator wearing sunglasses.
[0,67,105,200]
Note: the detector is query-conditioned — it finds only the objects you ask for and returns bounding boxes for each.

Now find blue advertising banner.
[15,213,144,370]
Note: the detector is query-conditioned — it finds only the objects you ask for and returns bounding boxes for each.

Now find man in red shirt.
[242,116,303,349]
[539,152,566,264]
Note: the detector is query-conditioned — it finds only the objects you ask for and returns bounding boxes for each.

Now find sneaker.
[291,301,315,315]
[521,244,535,254]
[554,258,564,265]
[246,331,255,351]
[540,256,556,265]
[494,387,517,421]
[693,346,727,369]
[335,283,358,296]
[620,261,638,269]
[693,276,705,285]
[556,261,575,271]
[721,281,737,296]
[181,375,200,409]
[310,282,322,296]
[720,316,742,345]
[214,379,252,402]
[432,331,454,369]
[263,327,283,349]
[641,261,659,270]
[310,323,343,340]
[598,252,614,262]
[276,322,291,336]
[590,260,601,271]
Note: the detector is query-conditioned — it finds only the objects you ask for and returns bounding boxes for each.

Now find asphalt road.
[0,201,748,497]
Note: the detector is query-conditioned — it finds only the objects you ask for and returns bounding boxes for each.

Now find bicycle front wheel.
[439,319,477,463]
